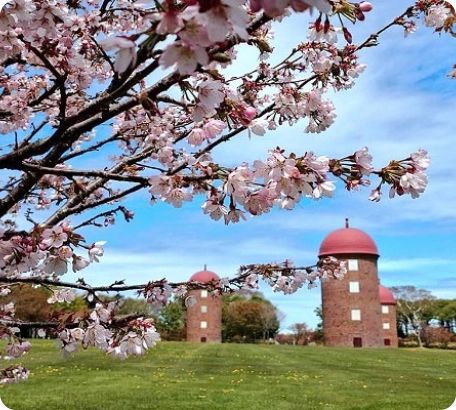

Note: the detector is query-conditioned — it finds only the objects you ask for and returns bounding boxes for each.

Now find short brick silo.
[379,285,399,348]
[186,269,222,343]
[319,220,383,347]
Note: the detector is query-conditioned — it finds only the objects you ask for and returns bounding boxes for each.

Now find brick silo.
[319,220,383,347]
[379,285,399,348]
[186,268,222,343]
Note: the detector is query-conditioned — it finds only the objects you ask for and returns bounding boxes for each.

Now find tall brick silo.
[186,268,222,343]
[319,219,383,347]
[379,285,399,348]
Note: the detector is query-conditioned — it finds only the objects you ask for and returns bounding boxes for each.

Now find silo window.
[351,309,361,321]
[200,321,207,329]
[383,322,390,330]
[348,259,358,271]
[349,281,360,293]
[201,305,208,313]
[382,305,389,314]
[384,339,391,346]
[201,290,208,298]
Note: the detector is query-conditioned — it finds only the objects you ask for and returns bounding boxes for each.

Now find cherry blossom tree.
[0,0,454,383]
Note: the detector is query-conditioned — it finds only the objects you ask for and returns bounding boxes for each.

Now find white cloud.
[67,234,315,285]
[379,257,456,272]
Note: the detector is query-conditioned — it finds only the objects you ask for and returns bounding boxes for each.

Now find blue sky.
[67,0,456,330]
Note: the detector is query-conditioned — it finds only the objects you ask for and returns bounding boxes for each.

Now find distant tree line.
[12,284,454,348]
[9,286,281,343]
[392,286,456,348]
[222,292,281,343]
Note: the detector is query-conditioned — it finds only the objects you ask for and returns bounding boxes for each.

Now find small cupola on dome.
[189,265,220,282]
[379,285,396,305]
[318,219,379,257]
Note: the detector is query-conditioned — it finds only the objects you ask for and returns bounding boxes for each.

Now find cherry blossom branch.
[60,134,124,162]
[356,6,415,51]
[21,39,68,120]
[19,163,149,184]
[72,206,133,230]
[0,319,60,328]
[0,259,340,294]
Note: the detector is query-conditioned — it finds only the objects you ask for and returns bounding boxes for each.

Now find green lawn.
[1,340,455,410]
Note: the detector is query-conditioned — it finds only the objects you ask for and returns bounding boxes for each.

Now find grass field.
[0,340,455,410]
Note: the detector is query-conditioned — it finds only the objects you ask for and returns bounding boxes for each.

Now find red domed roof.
[379,285,396,305]
[319,222,379,257]
[189,269,220,283]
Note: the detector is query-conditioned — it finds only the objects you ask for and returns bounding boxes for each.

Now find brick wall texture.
[186,289,222,343]
[321,254,397,348]
[381,303,399,348]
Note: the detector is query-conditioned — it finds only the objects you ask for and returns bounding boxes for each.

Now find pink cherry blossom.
[424,4,451,29]
[354,147,374,175]
[188,128,207,146]
[196,80,225,119]
[101,36,137,74]
[249,118,269,136]
[83,323,112,351]
[47,288,76,304]
[43,256,68,275]
[305,0,332,14]
[203,119,226,138]
[41,226,68,249]
[156,10,184,35]
[88,241,106,263]
[159,42,209,75]
[410,149,430,171]
[399,171,428,199]
[72,255,90,272]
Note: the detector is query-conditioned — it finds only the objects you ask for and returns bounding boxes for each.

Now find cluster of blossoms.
[369,149,430,202]
[56,301,160,358]
[0,305,32,360]
[149,147,430,225]
[397,1,455,45]
[144,143,423,225]
[0,223,105,278]
[0,301,32,361]
[0,365,29,384]
[47,288,77,304]
[108,318,160,359]
[238,257,347,294]
[4,340,32,360]
[147,147,340,223]
[421,0,455,30]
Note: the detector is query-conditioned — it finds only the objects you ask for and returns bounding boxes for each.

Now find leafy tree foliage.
[391,286,436,347]
[288,322,312,345]
[222,292,280,342]
[156,299,186,341]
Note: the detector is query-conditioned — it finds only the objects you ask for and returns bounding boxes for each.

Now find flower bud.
[249,0,262,13]
[343,27,353,44]
[359,2,373,12]
[243,106,257,122]
[355,9,365,21]
[323,19,330,33]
